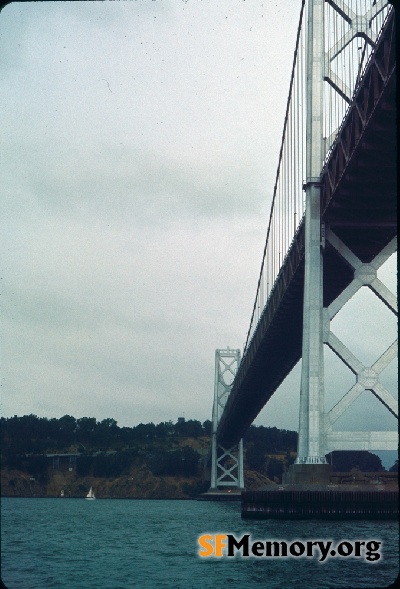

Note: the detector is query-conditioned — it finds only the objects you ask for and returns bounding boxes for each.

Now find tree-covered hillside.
[1,415,392,498]
[1,414,209,454]
[1,414,299,495]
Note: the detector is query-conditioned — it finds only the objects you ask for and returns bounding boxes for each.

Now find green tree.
[133,423,156,442]
[174,419,203,438]
[155,421,174,439]
[25,455,49,482]
[76,455,93,477]
[326,451,385,472]
[266,458,284,481]
[149,447,200,476]
[246,444,267,472]
[94,418,119,448]
[76,417,97,444]
[202,420,212,436]
[58,415,77,446]
[244,425,297,453]
[92,450,135,478]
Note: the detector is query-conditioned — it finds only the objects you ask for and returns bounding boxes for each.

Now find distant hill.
[1,415,390,498]
[1,415,298,498]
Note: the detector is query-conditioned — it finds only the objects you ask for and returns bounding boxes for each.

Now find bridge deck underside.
[218,12,396,448]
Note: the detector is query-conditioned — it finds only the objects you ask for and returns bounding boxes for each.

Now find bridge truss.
[213,0,397,482]
[210,349,244,490]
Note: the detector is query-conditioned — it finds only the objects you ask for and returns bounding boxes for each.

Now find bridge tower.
[289,0,397,483]
[209,348,244,491]
[293,0,328,477]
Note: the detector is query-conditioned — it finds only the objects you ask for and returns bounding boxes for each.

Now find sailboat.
[85,487,96,500]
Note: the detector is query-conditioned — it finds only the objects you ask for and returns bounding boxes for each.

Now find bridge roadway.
[217,10,396,448]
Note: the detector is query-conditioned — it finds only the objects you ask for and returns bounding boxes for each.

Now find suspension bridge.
[208,0,397,492]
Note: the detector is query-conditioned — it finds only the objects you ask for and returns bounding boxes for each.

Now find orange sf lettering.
[198,534,228,557]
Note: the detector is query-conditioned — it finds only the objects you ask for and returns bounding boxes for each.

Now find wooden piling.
[241,489,399,519]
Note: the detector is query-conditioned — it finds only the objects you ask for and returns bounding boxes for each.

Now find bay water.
[1,498,398,589]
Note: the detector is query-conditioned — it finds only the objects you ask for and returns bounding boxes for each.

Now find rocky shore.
[1,465,273,500]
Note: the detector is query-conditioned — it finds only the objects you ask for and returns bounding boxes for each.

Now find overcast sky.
[0,0,397,465]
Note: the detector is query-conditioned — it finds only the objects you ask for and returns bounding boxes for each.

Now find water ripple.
[1,498,398,589]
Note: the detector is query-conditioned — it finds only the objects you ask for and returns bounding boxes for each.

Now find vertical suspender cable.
[243,0,306,355]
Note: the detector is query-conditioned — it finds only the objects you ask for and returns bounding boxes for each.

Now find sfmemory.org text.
[198,534,382,562]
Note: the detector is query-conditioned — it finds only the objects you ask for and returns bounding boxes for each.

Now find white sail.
[85,487,95,500]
